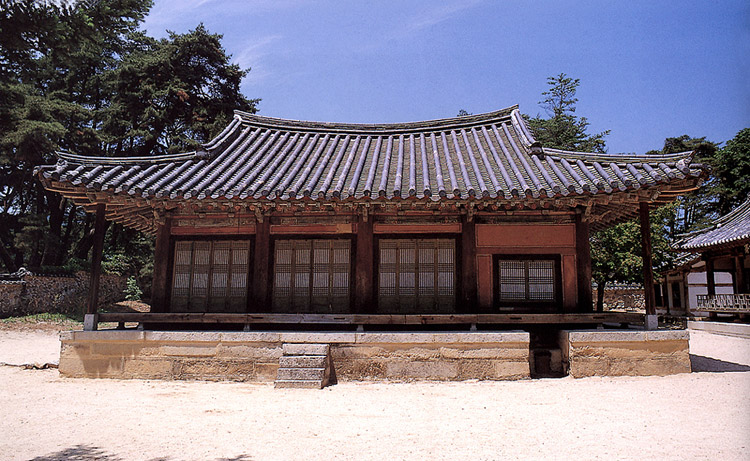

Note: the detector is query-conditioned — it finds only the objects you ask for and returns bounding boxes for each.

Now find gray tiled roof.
[674,198,750,251]
[38,106,702,202]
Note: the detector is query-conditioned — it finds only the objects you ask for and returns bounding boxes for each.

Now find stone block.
[385,361,459,380]
[331,345,386,359]
[354,332,435,344]
[215,344,282,360]
[175,359,256,381]
[388,346,441,360]
[90,342,144,357]
[333,358,387,380]
[279,355,327,368]
[432,331,529,343]
[144,331,222,343]
[438,345,528,360]
[122,358,174,378]
[281,332,356,343]
[565,330,647,343]
[219,332,282,342]
[282,343,329,356]
[254,363,280,381]
[645,330,689,341]
[277,367,326,381]
[72,330,145,342]
[161,344,218,357]
[493,360,531,379]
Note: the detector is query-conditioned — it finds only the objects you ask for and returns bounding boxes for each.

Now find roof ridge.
[233,105,520,134]
[542,148,696,163]
[55,150,200,165]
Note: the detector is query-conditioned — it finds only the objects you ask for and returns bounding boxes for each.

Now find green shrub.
[124,276,142,301]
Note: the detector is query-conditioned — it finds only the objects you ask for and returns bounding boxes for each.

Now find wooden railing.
[696,294,750,313]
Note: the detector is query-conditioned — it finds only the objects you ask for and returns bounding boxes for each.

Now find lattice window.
[273,239,351,312]
[496,258,557,306]
[171,240,250,312]
[379,239,456,312]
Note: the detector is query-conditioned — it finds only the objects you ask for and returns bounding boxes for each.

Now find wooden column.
[354,215,374,313]
[734,255,745,293]
[460,215,477,312]
[86,204,107,317]
[575,214,593,312]
[252,217,271,310]
[639,202,656,315]
[705,257,716,296]
[150,217,172,313]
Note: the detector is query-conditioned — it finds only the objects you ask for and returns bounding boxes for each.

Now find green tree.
[0,1,257,279]
[591,204,676,310]
[712,128,750,213]
[646,135,718,238]
[101,25,259,157]
[527,73,609,154]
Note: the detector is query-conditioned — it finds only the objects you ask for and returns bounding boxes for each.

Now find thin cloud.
[358,0,485,52]
[235,35,284,85]
[406,0,484,33]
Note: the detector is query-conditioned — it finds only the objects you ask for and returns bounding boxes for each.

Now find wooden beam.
[97,312,644,325]
[86,204,107,316]
[639,202,656,315]
[575,213,592,312]
[460,215,477,311]
[252,218,271,310]
[705,257,716,296]
[354,214,374,313]
[734,255,746,294]
[150,217,172,313]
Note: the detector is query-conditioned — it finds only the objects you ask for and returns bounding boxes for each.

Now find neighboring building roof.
[674,197,750,252]
[37,105,706,233]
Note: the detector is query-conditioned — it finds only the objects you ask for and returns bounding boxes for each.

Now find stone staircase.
[274,343,332,389]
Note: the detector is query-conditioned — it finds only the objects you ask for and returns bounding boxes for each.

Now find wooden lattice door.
[171,240,251,312]
[495,257,560,311]
[378,238,456,313]
[272,239,351,313]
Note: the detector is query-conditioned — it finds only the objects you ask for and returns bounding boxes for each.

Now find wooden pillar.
[705,257,716,296]
[460,215,477,312]
[639,202,656,315]
[734,255,745,294]
[252,218,271,310]
[575,214,593,312]
[86,204,107,322]
[150,217,172,313]
[354,215,374,313]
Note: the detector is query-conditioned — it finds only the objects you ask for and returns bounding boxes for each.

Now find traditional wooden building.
[673,197,750,318]
[37,106,706,330]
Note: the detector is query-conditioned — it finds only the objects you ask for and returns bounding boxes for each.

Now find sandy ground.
[0,327,749,461]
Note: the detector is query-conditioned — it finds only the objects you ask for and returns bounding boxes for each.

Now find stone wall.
[58,331,531,382]
[559,330,691,377]
[601,285,645,311]
[0,271,127,317]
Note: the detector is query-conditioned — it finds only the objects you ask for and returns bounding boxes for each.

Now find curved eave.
[674,198,750,252]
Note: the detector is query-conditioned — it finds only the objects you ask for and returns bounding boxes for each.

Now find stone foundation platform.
[559,330,691,378]
[59,329,692,382]
[59,330,531,382]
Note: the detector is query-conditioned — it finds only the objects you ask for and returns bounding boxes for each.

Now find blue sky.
[141,0,749,154]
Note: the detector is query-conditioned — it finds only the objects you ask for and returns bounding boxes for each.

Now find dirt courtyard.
[1,327,748,461]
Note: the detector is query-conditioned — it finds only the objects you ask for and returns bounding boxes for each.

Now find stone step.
[282,343,329,356]
[277,367,326,381]
[274,379,325,389]
[279,355,327,368]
